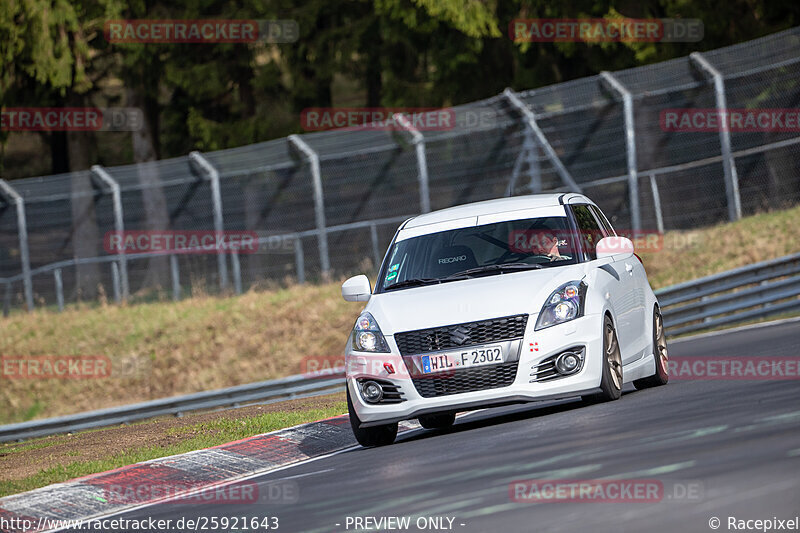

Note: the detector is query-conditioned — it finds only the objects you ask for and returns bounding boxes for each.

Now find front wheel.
[633,306,669,389]
[347,388,398,447]
[582,315,623,403]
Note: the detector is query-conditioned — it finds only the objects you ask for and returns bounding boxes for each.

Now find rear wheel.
[418,413,456,430]
[583,315,623,403]
[347,388,398,447]
[634,306,669,389]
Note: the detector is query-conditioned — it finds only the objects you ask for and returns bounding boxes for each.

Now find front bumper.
[347,313,604,427]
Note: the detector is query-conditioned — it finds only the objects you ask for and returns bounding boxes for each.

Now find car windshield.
[378,216,578,292]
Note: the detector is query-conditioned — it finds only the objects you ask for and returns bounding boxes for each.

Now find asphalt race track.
[92,320,800,533]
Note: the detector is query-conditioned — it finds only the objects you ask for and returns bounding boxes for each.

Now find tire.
[582,315,623,403]
[634,305,669,389]
[347,388,398,447]
[418,413,456,430]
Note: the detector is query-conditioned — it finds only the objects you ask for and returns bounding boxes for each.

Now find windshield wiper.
[384,278,441,291]
[446,262,543,279]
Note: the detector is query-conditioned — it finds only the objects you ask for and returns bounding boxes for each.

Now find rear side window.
[571,204,604,260]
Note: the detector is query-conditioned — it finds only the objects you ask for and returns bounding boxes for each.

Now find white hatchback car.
[341,193,669,446]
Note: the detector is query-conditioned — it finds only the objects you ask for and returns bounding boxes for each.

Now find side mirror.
[342,275,372,302]
[596,236,634,260]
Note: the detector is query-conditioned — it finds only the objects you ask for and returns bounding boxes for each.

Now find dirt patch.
[0,392,345,483]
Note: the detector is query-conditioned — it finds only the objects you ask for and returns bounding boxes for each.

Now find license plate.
[421,345,504,374]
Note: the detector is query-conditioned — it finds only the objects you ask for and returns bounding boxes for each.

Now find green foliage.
[0,0,124,98]
[379,0,501,38]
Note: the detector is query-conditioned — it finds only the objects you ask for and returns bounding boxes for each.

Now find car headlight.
[351,312,390,352]
[535,281,588,330]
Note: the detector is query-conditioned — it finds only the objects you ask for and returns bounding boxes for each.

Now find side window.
[571,204,604,260]
[589,205,615,236]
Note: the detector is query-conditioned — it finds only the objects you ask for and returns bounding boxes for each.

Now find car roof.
[403,193,592,229]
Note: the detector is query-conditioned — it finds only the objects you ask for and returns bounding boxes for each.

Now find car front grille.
[394,314,528,356]
[412,361,519,398]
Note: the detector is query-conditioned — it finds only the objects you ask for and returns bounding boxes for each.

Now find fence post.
[294,235,305,285]
[502,88,582,193]
[393,113,431,213]
[506,128,541,196]
[91,165,129,299]
[54,269,64,312]
[649,173,665,234]
[3,281,11,317]
[170,255,181,301]
[189,151,228,291]
[370,223,381,270]
[0,179,33,311]
[599,72,641,231]
[111,262,121,303]
[231,252,242,295]
[288,135,330,277]
[690,52,742,221]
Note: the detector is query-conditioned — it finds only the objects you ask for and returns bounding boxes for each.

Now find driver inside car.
[514,230,567,261]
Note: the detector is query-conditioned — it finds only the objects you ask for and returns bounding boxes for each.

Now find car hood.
[365,265,584,334]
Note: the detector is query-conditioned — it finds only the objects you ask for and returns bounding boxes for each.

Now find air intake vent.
[412,361,519,398]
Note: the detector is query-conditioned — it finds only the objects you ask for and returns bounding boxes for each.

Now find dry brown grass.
[1,283,363,424]
[639,205,800,288]
[2,206,798,424]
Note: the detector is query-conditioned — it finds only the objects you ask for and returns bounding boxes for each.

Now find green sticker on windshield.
[386,263,399,281]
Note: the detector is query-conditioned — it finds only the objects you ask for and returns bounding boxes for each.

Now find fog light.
[555,352,581,375]
[361,380,383,403]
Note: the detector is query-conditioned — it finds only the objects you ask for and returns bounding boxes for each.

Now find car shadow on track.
[394,387,638,445]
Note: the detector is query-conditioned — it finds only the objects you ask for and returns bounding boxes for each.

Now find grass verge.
[0,393,346,497]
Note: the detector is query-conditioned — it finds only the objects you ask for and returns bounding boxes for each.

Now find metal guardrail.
[656,253,800,336]
[0,372,345,443]
[2,253,799,442]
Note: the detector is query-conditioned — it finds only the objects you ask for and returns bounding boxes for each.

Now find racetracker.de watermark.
[300,107,496,131]
[104,230,259,255]
[508,229,702,255]
[101,480,298,505]
[509,18,703,42]
[661,108,800,132]
[1,356,111,380]
[302,354,458,381]
[302,355,414,379]
[669,357,800,380]
[1,108,142,131]
[509,479,703,503]
[104,19,298,43]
